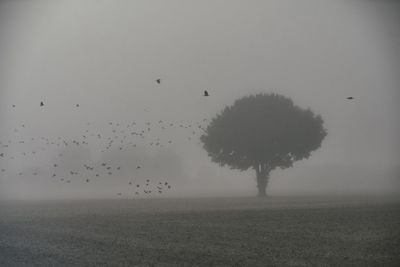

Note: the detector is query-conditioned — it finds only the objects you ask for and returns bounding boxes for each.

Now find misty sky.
[0,0,399,199]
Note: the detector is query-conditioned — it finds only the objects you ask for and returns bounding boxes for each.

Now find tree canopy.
[201,93,327,196]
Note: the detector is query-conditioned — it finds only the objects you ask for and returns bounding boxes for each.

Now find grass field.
[0,196,399,266]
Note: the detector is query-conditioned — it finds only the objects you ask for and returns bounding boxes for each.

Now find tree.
[200,93,327,197]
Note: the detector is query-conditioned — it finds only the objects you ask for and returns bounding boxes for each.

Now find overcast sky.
[0,0,399,199]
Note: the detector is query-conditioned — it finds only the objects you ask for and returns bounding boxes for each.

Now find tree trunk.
[255,163,270,197]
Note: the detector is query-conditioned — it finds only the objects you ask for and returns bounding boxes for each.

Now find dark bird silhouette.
[204,90,209,96]
[156,79,161,84]
[86,179,90,183]
[76,104,79,107]
[347,97,354,100]
[12,105,15,108]
[40,101,44,107]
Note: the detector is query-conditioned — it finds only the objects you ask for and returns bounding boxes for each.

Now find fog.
[0,0,399,199]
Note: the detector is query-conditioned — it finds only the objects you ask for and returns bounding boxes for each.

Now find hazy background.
[0,0,399,199]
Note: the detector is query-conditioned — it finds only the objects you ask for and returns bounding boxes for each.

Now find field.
[0,196,399,266]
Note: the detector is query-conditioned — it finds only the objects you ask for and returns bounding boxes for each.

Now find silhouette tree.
[201,93,327,197]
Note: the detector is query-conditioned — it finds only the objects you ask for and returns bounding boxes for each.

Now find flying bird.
[156,79,161,84]
[347,97,354,100]
[204,90,209,96]
[40,101,44,107]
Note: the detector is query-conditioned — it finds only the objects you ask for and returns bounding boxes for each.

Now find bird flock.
[1,80,211,197]
[1,79,353,198]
